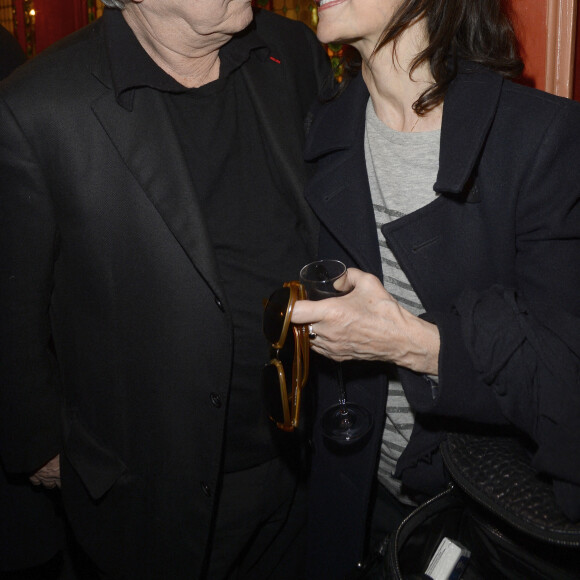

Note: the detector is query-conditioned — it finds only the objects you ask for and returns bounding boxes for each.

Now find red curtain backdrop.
[27,0,87,53]
[11,0,580,102]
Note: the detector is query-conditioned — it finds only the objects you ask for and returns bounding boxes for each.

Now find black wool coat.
[0,9,328,579]
[303,66,580,579]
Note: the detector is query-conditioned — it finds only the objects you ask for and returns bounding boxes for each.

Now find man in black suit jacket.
[0,1,329,578]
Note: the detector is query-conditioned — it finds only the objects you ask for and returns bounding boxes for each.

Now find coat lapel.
[303,65,505,278]
[90,65,225,302]
[304,75,383,277]
[435,64,504,195]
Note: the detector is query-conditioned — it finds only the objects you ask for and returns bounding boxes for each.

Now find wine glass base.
[321,403,373,444]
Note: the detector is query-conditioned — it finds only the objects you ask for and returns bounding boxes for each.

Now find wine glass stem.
[336,363,352,427]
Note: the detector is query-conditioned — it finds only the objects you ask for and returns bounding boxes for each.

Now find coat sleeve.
[0,94,63,474]
[401,99,580,519]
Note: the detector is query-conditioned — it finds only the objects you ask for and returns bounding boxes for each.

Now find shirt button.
[215,297,225,312]
[201,482,212,497]
[210,393,222,408]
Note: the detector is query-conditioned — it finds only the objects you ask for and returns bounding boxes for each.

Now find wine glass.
[299,260,373,444]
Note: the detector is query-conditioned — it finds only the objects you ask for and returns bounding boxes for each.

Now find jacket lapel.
[304,75,383,277]
[90,59,225,302]
[303,65,505,277]
[435,64,504,196]
[242,52,319,256]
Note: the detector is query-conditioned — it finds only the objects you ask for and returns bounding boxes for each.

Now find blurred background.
[0,0,579,100]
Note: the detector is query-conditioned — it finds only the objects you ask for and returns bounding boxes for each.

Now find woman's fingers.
[289,268,439,372]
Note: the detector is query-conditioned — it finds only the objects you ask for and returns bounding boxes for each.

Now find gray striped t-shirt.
[364,98,440,504]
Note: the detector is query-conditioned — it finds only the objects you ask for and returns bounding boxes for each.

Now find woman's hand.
[291,268,440,375]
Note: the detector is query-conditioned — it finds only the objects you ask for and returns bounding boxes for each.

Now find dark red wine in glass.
[299,260,373,444]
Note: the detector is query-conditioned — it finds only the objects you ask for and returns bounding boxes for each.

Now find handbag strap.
[440,432,580,546]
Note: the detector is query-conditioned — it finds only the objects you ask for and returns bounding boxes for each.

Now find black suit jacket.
[303,67,580,578]
[0,27,65,574]
[0,9,329,578]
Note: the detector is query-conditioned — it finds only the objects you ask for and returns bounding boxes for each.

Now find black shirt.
[105,9,311,471]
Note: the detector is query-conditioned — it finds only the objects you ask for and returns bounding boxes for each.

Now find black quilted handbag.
[383,433,580,579]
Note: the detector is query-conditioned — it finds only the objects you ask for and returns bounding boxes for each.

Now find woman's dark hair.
[340,0,523,113]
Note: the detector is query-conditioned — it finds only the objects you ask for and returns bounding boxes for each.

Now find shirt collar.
[103,7,268,110]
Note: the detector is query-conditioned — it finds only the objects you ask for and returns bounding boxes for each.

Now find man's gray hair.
[100,0,127,8]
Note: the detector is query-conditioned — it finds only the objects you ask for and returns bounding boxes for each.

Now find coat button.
[210,393,222,408]
[201,482,212,497]
[215,297,225,312]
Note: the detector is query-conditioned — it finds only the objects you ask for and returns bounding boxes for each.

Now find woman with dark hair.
[290,1,580,577]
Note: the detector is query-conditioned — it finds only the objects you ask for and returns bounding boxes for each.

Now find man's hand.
[30,455,61,489]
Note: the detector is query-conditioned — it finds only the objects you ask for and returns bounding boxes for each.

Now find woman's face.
[315,0,403,49]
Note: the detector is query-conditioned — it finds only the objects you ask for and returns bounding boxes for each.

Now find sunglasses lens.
[262,362,286,425]
[262,332,296,426]
[263,286,290,344]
